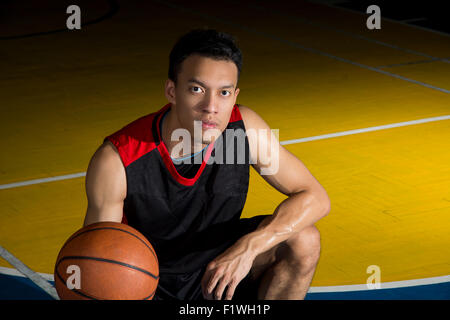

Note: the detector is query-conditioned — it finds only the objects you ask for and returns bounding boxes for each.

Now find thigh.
[247,224,321,283]
[155,215,274,301]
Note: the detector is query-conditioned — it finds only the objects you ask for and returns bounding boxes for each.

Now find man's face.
[165,54,240,145]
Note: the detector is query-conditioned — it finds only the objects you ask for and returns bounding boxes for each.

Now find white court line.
[400,17,428,23]
[376,58,441,69]
[0,265,447,293]
[0,172,86,190]
[308,275,450,292]
[0,115,449,190]
[2,2,449,299]
[281,115,450,145]
[244,2,449,64]
[0,266,54,282]
[0,245,59,300]
[153,0,450,94]
[307,0,450,38]
[0,115,449,297]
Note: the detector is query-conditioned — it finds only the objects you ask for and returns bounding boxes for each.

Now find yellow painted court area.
[0,0,449,288]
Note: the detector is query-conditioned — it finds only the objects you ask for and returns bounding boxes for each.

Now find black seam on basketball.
[144,291,155,300]
[60,226,158,261]
[56,269,156,300]
[55,268,97,300]
[56,258,158,300]
[57,256,159,280]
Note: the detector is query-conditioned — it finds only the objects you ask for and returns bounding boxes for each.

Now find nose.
[202,91,218,114]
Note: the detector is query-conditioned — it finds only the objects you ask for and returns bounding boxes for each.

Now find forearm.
[243,189,330,258]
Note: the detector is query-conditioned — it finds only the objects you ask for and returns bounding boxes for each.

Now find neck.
[161,108,208,159]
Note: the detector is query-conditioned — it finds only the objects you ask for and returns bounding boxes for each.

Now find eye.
[191,86,203,93]
[221,90,231,97]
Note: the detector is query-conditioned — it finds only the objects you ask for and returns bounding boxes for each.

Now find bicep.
[83,141,126,226]
[258,144,324,196]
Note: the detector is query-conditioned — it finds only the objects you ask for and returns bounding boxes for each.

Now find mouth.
[201,120,218,129]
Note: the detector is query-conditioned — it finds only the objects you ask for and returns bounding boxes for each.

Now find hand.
[201,238,255,300]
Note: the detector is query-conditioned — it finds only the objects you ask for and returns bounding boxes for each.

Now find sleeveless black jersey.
[104,103,251,274]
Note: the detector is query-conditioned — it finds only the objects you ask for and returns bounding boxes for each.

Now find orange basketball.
[54,221,159,300]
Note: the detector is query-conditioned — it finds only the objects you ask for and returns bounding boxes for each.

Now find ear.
[233,87,240,103]
[164,79,176,104]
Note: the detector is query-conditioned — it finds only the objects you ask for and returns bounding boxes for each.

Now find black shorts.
[153,215,269,300]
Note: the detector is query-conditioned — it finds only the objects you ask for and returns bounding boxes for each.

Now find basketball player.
[83,29,330,300]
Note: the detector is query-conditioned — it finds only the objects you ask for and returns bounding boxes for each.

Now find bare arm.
[83,140,126,227]
[238,105,331,256]
[201,105,330,299]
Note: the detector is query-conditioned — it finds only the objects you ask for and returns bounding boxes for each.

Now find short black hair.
[168,28,243,85]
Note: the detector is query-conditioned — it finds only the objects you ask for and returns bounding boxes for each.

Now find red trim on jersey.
[121,212,128,225]
[229,104,243,123]
[105,106,170,167]
[105,103,241,186]
[155,104,216,186]
[157,140,215,187]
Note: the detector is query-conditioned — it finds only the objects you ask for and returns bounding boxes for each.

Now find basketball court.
[0,0,449,299]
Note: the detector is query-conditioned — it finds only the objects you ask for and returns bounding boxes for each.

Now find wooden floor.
[0,0,449,288]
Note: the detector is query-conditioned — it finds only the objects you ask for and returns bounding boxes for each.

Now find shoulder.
[236,104,278,165]
[104,112,159,167]
[88,140,124,177]
[84,139,126,226]
[236,104,271,131]
[236,104,254,119]
[107,112,156,144]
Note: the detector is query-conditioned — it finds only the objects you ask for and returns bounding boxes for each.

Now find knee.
[284,225,321,271]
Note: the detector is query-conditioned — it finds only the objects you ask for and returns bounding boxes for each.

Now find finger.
[214,276,230,300]
[206,269,224,299]
[201,269,215,300]
[201,272,220,300]
[224,279,239,300]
